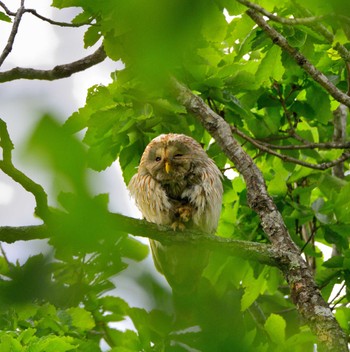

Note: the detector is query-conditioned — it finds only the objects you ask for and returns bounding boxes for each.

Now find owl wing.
[128,173,172,226]
[182,159,223,234]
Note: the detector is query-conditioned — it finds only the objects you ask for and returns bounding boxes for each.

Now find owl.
[128,133,223,290]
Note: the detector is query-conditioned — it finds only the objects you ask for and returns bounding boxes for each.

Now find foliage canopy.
[1,0,350,351]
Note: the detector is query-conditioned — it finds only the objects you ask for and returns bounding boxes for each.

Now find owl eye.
[174,154,183,158]
[155,156,161,162]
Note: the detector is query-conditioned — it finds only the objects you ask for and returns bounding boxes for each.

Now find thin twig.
[246,9,350,108]
[0,1,15,16]
[24,8,91,27]
[237,0,325,25]
[232,125,350,170]
[300,217,317,254]
[272,82,310,144]
[0,45,107,83]
[329,282,346,310]
[257,141,350,150]
[238,0,350,62]
[0,1,90,27]
[292,2,350,62]
[0,119,49,219]
[0,1,25,67]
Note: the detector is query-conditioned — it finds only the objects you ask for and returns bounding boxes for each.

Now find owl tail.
[149,240,209,294]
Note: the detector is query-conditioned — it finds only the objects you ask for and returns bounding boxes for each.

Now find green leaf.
[0,11,11,22]
[264,314,286,345]
[322,256,344,268]
[267,158,290,196]
[28,335,76,352]
[255,45,284,86]
[335,307,350,331]
[241,266,268,311]
[120,237,149,262]
[66,307,95,330]
[18,328,37,345]
[318,174,346,199]
[201,2,227,43]
[0,334,22,352]
[71,10,92,25]
[334,183,350,223]
[51,0,81,9]
[287,28,307,47]
[306,83,332,124]
[84,25,102,48]
[107,329,141,351]
[99,296,129,316]
[28,114,87,192]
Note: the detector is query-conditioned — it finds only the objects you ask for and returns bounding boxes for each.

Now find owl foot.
[170,221,186,231]
[170,204,193,231]
[177,204,192,223]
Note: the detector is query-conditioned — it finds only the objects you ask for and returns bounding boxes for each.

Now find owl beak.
[165,161,171,173]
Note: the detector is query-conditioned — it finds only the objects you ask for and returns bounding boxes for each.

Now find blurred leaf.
[120,237,149,262]
[264,314,286,345]
[323,256,344,268]
[28,114,87,192]
[335,307,350,332]
[66,307,95,330]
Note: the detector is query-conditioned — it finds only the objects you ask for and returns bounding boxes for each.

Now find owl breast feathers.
[128,133,223,234]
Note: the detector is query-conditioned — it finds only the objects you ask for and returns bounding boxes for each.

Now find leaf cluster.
[1,0,350,350]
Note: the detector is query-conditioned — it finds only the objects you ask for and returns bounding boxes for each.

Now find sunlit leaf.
[264,314,286,345]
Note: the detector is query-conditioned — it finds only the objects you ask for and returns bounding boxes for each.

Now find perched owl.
[128,133,223,291]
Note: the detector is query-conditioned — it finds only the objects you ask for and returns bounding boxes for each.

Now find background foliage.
[1,0,350,351]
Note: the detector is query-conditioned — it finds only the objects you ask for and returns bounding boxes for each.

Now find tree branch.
[0,1,25,67]
[0,1,89,27]
[0,45,107,83]
[171,78,348,352]
[237,0,325,25]
[0,1,15,16]
[246,9,350,109]
[291,2,350,62]
[256,140,350,150]
[237,0,350,62]
[0,215,281,267]
[232,125,350,170]
[0,119,49,219]
[24,8,91,27]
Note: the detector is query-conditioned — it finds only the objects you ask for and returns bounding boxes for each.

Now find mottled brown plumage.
[128,133,223,290]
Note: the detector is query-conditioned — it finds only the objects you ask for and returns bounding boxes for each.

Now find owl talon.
[177,205,192,223]
[171,221,186,231]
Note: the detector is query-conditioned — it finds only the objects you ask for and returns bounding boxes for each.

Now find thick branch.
[0,215,280,267]
[0,45,107,83]
[0,225,48,243]
[246,9,350,108]
[172,78,348,352]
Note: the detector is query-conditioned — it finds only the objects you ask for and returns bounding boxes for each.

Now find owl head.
[139,133,206,183]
